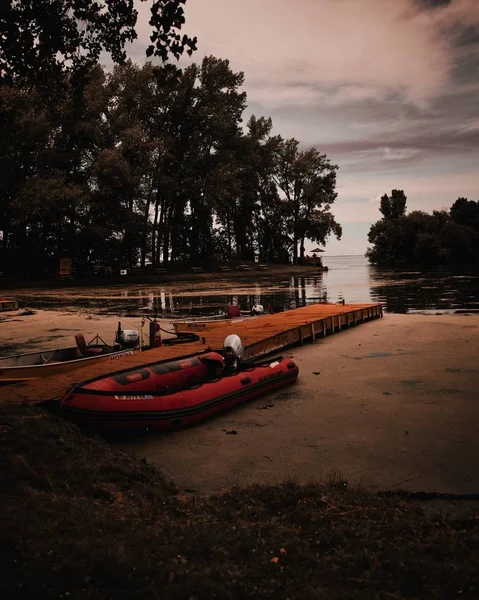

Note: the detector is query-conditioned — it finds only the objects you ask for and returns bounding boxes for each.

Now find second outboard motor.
[251,303,264,316]
[119,329,140,348]
[115,321,140,348]
[223,334,243,372]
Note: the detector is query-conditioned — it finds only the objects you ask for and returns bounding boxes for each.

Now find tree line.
[0,57,341,276]
[367,190,479,266]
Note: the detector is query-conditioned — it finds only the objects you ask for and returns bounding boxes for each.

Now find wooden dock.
[0,302,382,405]
[198,303,382,360]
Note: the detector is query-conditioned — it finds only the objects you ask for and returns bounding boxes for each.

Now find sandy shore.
[1,308,478,496]
[0,309,174,355]
[118,312,479,496]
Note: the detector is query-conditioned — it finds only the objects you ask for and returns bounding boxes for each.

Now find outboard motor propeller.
[223,334,243,372]
[251,303,264,316]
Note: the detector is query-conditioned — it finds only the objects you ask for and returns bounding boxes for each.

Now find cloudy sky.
[130,0,479,255]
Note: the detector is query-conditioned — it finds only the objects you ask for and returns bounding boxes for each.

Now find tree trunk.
[140,198,151,268]
[298,198,313,265]
[299,239,306,264]
[162,205,171,265]
[141,181,153,268]
[125,197,134,270]
[151,198,159,266]
[157,196,167,264]
[292,211,299,264]
[292,240,298,264]
[227,213,232,259]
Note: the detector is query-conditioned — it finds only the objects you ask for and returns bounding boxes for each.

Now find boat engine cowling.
[251,303,264,315]
[223,334,243,371]
[118,329,139,348]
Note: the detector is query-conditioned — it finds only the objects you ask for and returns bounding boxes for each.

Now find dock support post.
[311,323,316,341]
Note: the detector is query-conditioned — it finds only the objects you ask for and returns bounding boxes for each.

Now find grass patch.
[1,403,478,599]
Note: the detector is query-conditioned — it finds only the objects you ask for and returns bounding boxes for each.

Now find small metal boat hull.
[173,316,257,335]
[0,346,139,385]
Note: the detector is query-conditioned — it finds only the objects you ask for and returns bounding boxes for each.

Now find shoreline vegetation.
[1,58,343,281]
[1,402,478,600]
[0,262,326,290]
[366,193,479,267]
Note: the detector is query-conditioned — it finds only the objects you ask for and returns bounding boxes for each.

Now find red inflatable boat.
[59,351,299,431]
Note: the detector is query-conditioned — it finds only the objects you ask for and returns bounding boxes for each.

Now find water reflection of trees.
[112,268,479,315]
[15,263,479,315]
[368,264,479,313]
[141,275,327,316]
[288,276,327,310]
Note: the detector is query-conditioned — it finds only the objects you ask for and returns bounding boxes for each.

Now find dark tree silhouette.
[0,0,196,85]
[379,189,407,221]
[0,56,343,276]
[367,192,479,266]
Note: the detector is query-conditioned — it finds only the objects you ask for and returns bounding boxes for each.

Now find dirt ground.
[3,402,478,600]
[2,308,478,499]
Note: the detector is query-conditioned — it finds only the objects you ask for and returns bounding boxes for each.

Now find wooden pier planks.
[200,303,383,359]
[0,302,382,405]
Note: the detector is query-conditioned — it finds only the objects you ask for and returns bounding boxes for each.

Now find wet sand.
[1,309,479,495]
[116,313,479,495]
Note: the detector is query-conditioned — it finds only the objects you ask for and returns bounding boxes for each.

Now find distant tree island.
[366,190,479,267]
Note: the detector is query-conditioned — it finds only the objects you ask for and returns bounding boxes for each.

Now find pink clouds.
[179,0,454,104]
[332,167,479,224]
[128,0,479,254]
[132,0,478,108]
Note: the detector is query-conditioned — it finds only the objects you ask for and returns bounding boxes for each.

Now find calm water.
[12,256,479,315]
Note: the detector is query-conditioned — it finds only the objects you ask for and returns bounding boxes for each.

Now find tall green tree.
[1,47,346,275]
[240,116,287,262]
[150,56,246,263]
[0,84,53,273]
[1,65,114,274]
[1,0,196,86]
[101,61,160,269]
[273,138,341,263]
[210,115,282,261]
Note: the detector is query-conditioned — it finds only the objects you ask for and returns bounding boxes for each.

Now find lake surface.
[12,256,479,315]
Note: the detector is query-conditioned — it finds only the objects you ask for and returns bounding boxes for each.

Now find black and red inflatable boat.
[59,351,299,431]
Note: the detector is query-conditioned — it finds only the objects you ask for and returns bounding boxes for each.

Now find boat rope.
[158,325,177,336]
[162,332,200,345]
[124,317,199,346]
